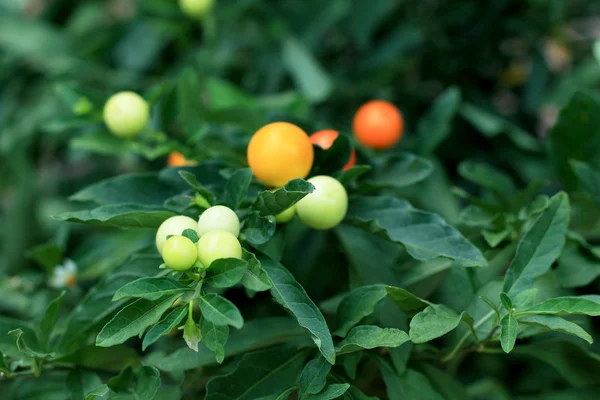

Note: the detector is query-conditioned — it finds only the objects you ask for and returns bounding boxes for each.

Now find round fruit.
[309,130,356,171]
[198,205,240,237]
[275,204,296,224]
[179,0,214,19]
[296,176,348,230]
[197,230,242,268]
[168,151,196,167]
[353,100,403,150]
[247,122,314,188]
[156,216,200,254]
[162,236,198,271]
[103,91,149,138]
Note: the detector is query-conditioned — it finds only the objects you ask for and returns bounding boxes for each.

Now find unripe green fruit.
[179,0,214,19]
[197,230,242,268]
[198,205,240,237]
[156,216,199,254]
[162,236,198,271]
[296,175,348,230]
[275,204,296,223]
[103,91,149,138]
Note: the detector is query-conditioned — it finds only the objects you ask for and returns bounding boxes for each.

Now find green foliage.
[3,0,600,398]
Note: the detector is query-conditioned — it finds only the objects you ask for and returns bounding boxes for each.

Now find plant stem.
[442,310,495,363]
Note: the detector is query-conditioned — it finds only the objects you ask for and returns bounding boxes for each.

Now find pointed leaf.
[205,347,310,400]
[366,153,434,188]
[67,369,102,400]
[178,170,217,205]
[38,291,65,350]
[54,204,176,228]
[199,293,244,329]
[503,192,570,296]
[113,277,192,301]
[224,168,253,210]
[205,258,248,288]
[242,213,276,245]
[500,314,517,353]
[409,305,469,344]
[335,285,387,337]
[241,249,272,292]
[499,292,513,311]
[416,86,462,155]
[260,254,336,364]
[298,356,331,399]
[336,325,410,355]
[517,296,600,316]
[346,196,487,267]
[96,295,178,347]
[518,314,593,344]
[142,307,187,350]
[311,384,350,400]
[201,316,229,363]
[252,179,315,217]
[386,286,432,317]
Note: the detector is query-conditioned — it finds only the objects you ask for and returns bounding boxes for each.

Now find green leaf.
[386,286,432,317]
[178,170,217,205]
[0,351,10,376]
[514,340,600,386]
[571,160,600,206]
[176,68,203,134]
[67,369,103,400]
[204,258,248,288]
[113,277,192,302]
[311,384,350,400]
[298,356,332,399]
[241,249,272,292]
[199,293,244,329]
[334,165,372,185]
[201,316,229,364]
[345,196,487,267]
[336,326,410,355]
[96,294,178,347]
[242,213,276,245]
[420,364,471,400]
[55,345,138,373]
[149,317,306,371]
[516,296,600,316]
[499,292,513,311]
[182,228,200,243]
[503,192,570,296]
[260,254,336,364]
[85,384,109,400]
[416,86,462,155]
[311,133,353,175]
[409,305,470,344]
[54,204,176,228]
[224,168,253,210]
[458,160,517,201]
[366,153,434,188]
[107,366,133,391]
[518,315,593,344]
[335,285,388,337]
[9,328,51,359]
[500,314,517,353]
[549,91,600,190]
[38,291,65,351]
[377,359,444,400]
[70,173,178,206]
[205,347,311,400]
[282,36,332,103]
[556,245,600,288]
[132,366,161,399]
[142,307,187,350]
[252,179,315,217]
[482,229,511,248]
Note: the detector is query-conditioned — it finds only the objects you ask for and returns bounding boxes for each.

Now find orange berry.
[353,100,403,150]
[247,122,314,187]
[309,130,356,171]
[168,151,196,167]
